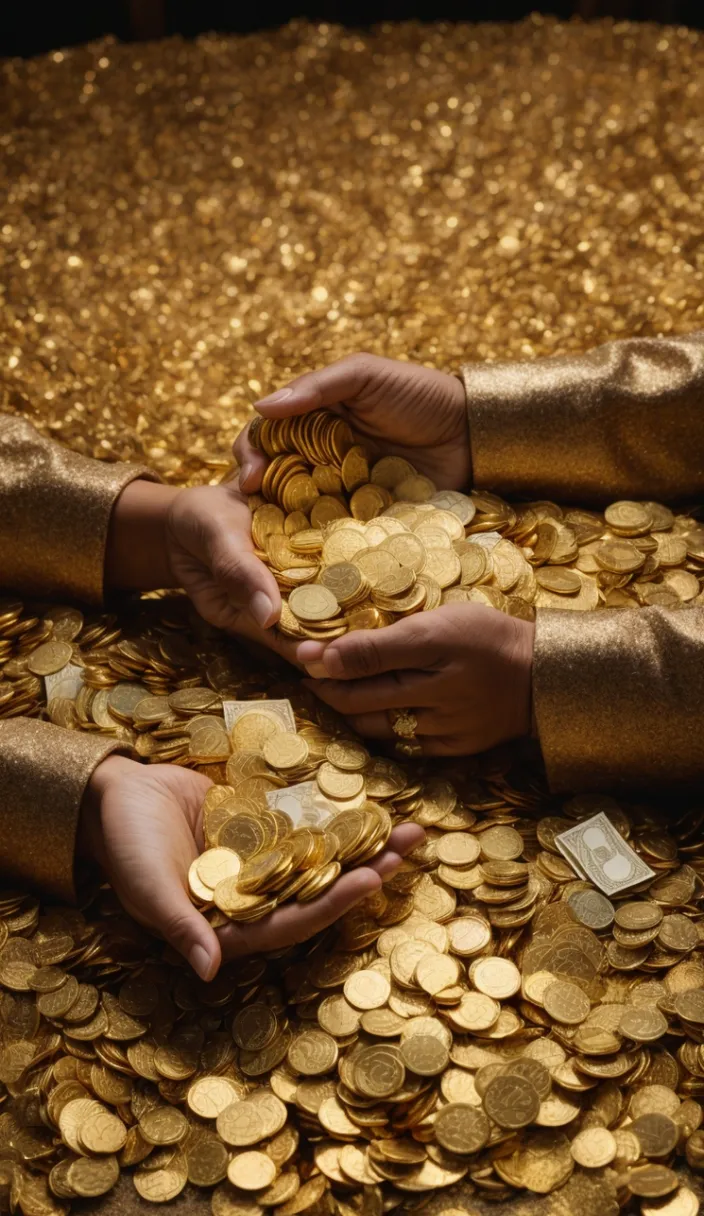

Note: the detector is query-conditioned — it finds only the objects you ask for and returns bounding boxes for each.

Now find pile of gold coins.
[1,593,704,1216]
[247,410,704,641]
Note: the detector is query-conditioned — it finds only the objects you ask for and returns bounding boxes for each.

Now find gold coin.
[479,825,524,861]
[288,584,340,622]
[353,1045,406,1098]
[227,1151,277,1191]
[434,1104,490,1154]
[435,833,481,867]
[27,640,73,676]
[470,956,521,999]
[542,979,591,1025]
[133,1158,188,1203]
[631,1113,679,1157]
[263,732,310,770]
[399,1034,449,1076]
[483,1074,540,1129]
[317,763,364,800]
[196,847,242,890]
[67,1156,120,1198]
[641,1190,700,1216]
[287,1029,338,1076]
[78,1107,128,1154]
[570,1127,617,1168]
[343,970,390,1011]
[187,1076,243,1119]
[628,1165,680,1199]
[216,1101,265,1147]
[415,952,460,996]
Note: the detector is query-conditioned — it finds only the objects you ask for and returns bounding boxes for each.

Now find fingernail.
[296,641,326,662]
[304,661,328,679]
[257,387,293,407]
[189,943,213,981]
[323,649,345,678]
[251,591,275,628]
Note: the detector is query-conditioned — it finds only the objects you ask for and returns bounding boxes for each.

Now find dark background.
[1,0,702,58]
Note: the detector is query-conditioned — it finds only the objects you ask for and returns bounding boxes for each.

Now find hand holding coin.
[234,353,471,494]
[300,603,535,755]
[109,479,296,655]
[80,756,423,981]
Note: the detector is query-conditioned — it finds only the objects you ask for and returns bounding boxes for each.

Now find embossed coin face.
[353,1045,406,1099]
[568,889,615,930]
[631,1114,679,1158]
[570,1127,617,1168]
[435,1104,490,1154]
[483,1074,540,1129]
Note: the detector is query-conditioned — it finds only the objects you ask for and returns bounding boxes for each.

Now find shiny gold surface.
[1,16,704,1216]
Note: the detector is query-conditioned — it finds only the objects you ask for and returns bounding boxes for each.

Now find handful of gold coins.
[245,408,704,639]
[187,699,403,923]
[2,597,704,1216]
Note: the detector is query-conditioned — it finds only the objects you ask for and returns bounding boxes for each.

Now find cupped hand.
[234,353,470,493]
[297,604,535,756]
[80,756,424,981]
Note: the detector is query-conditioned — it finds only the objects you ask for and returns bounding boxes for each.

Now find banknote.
[222,699,296,735]
[266,781,336,829]
[555,812,655,897]
[45,663,84,702]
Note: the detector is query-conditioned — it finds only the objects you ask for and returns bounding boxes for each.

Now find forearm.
[461,331,704,504]
[533,604,704,792]
[105,479,181,592]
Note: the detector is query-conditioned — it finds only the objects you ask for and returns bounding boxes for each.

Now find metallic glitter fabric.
[0,416,154,603]
[0,719,121,902]
[463,331,704,505]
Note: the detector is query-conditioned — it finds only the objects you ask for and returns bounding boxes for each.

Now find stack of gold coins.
[247,409,704,638]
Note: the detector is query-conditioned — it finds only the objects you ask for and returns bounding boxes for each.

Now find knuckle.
[348,634,381,677]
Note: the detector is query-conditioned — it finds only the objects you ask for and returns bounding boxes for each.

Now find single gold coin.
[27,639,73,676]
[139,1106,189,1146]
[263,733,310,770]
[399,1034,449,1077]
[631,1113,679,1158]
[570,1127,617,1168]
[641,1189,700,1216]
[435,832,481,866]
[187,1076,243,1120]
[415,952,460,996]
[288,584,340,622]
[353,1044,406,1098]
[196,847,242,890]
[627,1165,680,1199]
[78,1108,128,1154]
[479,825,524,861]
[542,979,591,1025]
[434,1104,490,1154]
[287,1029,339,1076]
[343,969,391,1011]
[470,956,521,999]
[483,1074,540,1129]
[227,1151,277,1191]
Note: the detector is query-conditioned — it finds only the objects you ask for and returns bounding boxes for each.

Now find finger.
[217,867,382,959]
[209,541,282,629]
[320,616,447,680]
[150,873,222,982]
[302,670,437,715]
[373,823,425,863]
[233,424,268,492]
[345,709,448,739]
[254,354,383,419]
[229,615,304,668]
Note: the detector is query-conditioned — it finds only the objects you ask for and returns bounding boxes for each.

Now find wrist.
[78,754,134,865]
[105,479,182,592]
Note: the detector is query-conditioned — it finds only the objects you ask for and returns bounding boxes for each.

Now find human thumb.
[154,879,222,981]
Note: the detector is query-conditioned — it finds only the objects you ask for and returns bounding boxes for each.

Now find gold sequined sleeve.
[0,413,156,604]
[461,332,704,791]
[0,414,152,900]
[461,330,704,503]
[0,720,126,903]
[533,605,704,792]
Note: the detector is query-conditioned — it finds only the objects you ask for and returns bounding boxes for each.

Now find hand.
[234,353,471,492]
[107,478,297,661]
[80,756,424,981]
[298,604,534,756]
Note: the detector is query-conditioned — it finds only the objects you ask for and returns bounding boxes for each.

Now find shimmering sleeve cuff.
[533,605,704,792]
[461,331,704,504]
[0,414,157,604]
[0,719,127,904]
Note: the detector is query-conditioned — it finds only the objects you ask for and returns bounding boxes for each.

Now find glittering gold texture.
[1,19,704,1216]
[2,18,704,482]
[0,415,154,602]
[0,719,121,902]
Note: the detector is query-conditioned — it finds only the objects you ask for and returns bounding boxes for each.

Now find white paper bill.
[223,699,296,735]
[45,663,84,702]
[555,812,655,897]
[266,781,336,829]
